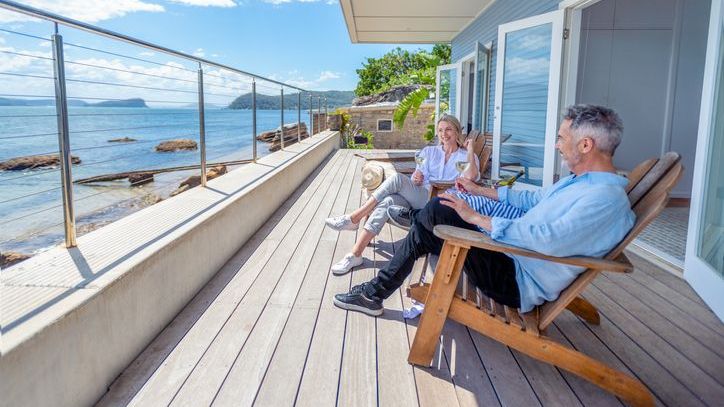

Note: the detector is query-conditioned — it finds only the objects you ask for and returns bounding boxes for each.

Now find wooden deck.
[97,149,724,407]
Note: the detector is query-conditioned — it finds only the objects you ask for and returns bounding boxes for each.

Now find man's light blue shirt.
[492,172,635,312]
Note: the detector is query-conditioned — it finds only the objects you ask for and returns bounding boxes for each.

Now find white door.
[435,63,462,126]
[685,0,724,321]
[492,10,565,188]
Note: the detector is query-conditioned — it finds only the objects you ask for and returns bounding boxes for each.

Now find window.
[377,119,393,132]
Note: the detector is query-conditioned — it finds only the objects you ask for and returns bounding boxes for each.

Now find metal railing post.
[317,96,321,134]
[51,24,76,248]
[324,97,328,130]
[252,79,257,162]
[309,93,313,135]
[280,87,284,150]
[197,63,207,186]
[297,92,301,142]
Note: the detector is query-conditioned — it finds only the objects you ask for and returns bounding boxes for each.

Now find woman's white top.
[417,145,479,191]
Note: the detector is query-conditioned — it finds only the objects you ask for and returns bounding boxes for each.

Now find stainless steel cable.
[0,185,62,205]
[0,27,50,41]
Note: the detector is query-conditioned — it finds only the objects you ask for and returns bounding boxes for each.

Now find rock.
[352,85,428,106]
[155,139,198,152]
[170,165,227,196]
[108,137,137,143]
[0,154,81,171]
[1,251,30,268]
[128,172,154,186]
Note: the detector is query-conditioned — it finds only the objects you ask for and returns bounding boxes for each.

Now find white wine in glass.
[455,160,469,175]
[415,153,426,166]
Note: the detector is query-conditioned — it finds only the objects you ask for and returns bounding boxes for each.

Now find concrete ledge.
[0,131,339,407]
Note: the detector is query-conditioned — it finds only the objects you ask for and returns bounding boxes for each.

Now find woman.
[325,114,480,274]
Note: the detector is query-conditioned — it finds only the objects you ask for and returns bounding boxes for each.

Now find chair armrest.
[430,181,456,191]
[433,225,633,273]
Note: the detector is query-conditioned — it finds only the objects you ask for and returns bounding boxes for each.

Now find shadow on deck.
[98,149,724,407]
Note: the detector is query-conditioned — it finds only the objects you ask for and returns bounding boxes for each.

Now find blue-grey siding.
[451,0,559,133]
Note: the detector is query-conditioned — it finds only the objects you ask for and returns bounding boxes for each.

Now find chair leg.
[446,296,654,407]
[566,296,600,325]
[407,241,468,366]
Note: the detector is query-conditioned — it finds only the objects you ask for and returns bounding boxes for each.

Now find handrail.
[0,0,310,93]
[0,0,329,251]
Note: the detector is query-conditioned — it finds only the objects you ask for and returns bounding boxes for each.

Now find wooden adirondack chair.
[406,152,683,407]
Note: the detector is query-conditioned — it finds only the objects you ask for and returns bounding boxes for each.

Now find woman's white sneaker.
[331,253,363,275]
[325,215,358,231]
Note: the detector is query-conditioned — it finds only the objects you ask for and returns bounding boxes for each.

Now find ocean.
[0,106,307,255]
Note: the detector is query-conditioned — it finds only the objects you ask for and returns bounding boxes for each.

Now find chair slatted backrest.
[536,153,683,329]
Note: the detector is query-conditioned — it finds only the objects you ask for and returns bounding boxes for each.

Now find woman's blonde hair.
[437,114,463,145]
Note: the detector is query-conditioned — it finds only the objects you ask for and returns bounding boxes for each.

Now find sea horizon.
[0,106,308,256]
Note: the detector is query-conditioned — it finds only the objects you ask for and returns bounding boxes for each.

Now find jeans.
[363,197,521,308]
[365,173,430,235]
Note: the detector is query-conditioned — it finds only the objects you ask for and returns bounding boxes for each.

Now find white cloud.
[139,51,156,57]
[0,0,165,23]
[273,70,342,90]
[168,0,237,6]
[262,0,336,4]
[192,48,205,57]
[505,57,550,83]
[0,45,259,106]
[518,34,549,51]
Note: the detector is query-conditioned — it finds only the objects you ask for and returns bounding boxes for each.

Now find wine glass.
[455,160,469,176]
[414,151,426,167]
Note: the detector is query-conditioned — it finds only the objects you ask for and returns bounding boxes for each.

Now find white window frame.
[685,0,724,321]
[435,62,463,125]
[376,118,393,132]
[492,9,566,189]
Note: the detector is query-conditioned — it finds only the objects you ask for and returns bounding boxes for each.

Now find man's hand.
[440,193,487,225]
[456,177,481,195]
[411,170,424,186]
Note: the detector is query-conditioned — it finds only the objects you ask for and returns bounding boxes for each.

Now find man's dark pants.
[362,198,521,308]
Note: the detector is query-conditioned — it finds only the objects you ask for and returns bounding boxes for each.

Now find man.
[333,105,635,316]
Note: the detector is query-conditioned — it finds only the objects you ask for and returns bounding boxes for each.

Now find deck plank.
[585,284,724,406]
[108,152,344,407]
[623,260,724,336]
[167,151,349,406]
[582,286,709,406]
[295,155,363,407]
[337,200,379,407]
[95,150,724,407]
[593,275,724,383]
[600,271,724,359]
[390,224,461,407]
[210,156,356,406]
[252,155,358,406]
[546,316,625,407]
[375,225,419,407]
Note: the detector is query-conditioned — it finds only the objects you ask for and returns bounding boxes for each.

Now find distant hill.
[0,97,148,108]
[228,90,354,110]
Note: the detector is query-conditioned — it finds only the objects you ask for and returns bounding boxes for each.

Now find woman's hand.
[439,193,492,231]
[411,169,424,186]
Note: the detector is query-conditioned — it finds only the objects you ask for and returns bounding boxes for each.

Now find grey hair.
[563,104,623,155]
[437,114,463,146]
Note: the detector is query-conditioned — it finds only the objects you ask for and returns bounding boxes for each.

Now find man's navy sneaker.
[387,205,411,230]
[333,283,383,316]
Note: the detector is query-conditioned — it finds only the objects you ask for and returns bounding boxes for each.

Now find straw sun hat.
[361,162,385,190]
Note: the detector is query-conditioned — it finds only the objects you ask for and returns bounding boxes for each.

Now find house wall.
[451,0,708,197]
[451,0,560,133]
[346,104,434,149]
[576,0,709,198]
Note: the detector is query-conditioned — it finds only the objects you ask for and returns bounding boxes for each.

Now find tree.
[354,44,451,97]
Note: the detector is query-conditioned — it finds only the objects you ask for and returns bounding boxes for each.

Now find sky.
[0,0,434,105]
